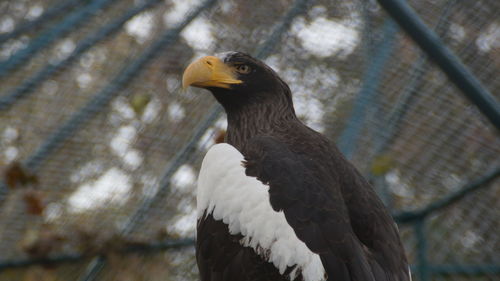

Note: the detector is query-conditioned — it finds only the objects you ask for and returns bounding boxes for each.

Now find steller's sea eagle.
[182,52,411,281]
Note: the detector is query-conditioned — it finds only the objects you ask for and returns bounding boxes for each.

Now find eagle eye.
[235,64,251,74]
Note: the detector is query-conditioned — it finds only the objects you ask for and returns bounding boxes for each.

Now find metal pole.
[376,0,500,131]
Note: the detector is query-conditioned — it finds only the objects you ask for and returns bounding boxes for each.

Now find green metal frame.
[373,2,500,278]
[376,0,500,131]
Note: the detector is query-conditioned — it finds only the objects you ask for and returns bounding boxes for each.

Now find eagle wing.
[196,143,325,281]
[243,136,411,281]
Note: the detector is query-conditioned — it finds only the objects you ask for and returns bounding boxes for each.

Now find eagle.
[182,52,411,281]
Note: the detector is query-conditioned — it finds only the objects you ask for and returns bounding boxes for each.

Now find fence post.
[414,218,430,281]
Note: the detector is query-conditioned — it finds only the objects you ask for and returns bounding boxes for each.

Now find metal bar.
[430,264,500,276]
[119,105,223,236]
[1,237,499,276]
[374,0,459,154]
[0,238,194,270]
[0,0,162,112]
[252,0,312,59]
[376,0,500,131]
[0,0,116,78]
[0,0,86,45]
[337,19,398,159]
[394,166,500,223]
[414,219,431,281]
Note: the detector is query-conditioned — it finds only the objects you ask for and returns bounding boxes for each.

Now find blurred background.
[0,0,499,280]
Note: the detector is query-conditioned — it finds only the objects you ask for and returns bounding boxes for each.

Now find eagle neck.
[225,93,297,150]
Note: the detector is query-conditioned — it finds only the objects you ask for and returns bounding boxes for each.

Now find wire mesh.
[0,0,499,280]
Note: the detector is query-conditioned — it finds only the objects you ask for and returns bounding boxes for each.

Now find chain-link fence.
[0,0,499,280]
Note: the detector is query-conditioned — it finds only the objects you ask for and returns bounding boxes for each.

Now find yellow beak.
[182,56,242,89]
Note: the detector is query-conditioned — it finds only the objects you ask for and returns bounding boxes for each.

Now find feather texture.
[198,143,326,281]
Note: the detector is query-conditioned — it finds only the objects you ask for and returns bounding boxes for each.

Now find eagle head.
[182,52,292,110]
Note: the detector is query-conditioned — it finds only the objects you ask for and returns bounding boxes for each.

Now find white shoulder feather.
[197,143,326,281]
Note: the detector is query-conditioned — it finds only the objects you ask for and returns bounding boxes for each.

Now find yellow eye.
[235,64,251,74]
